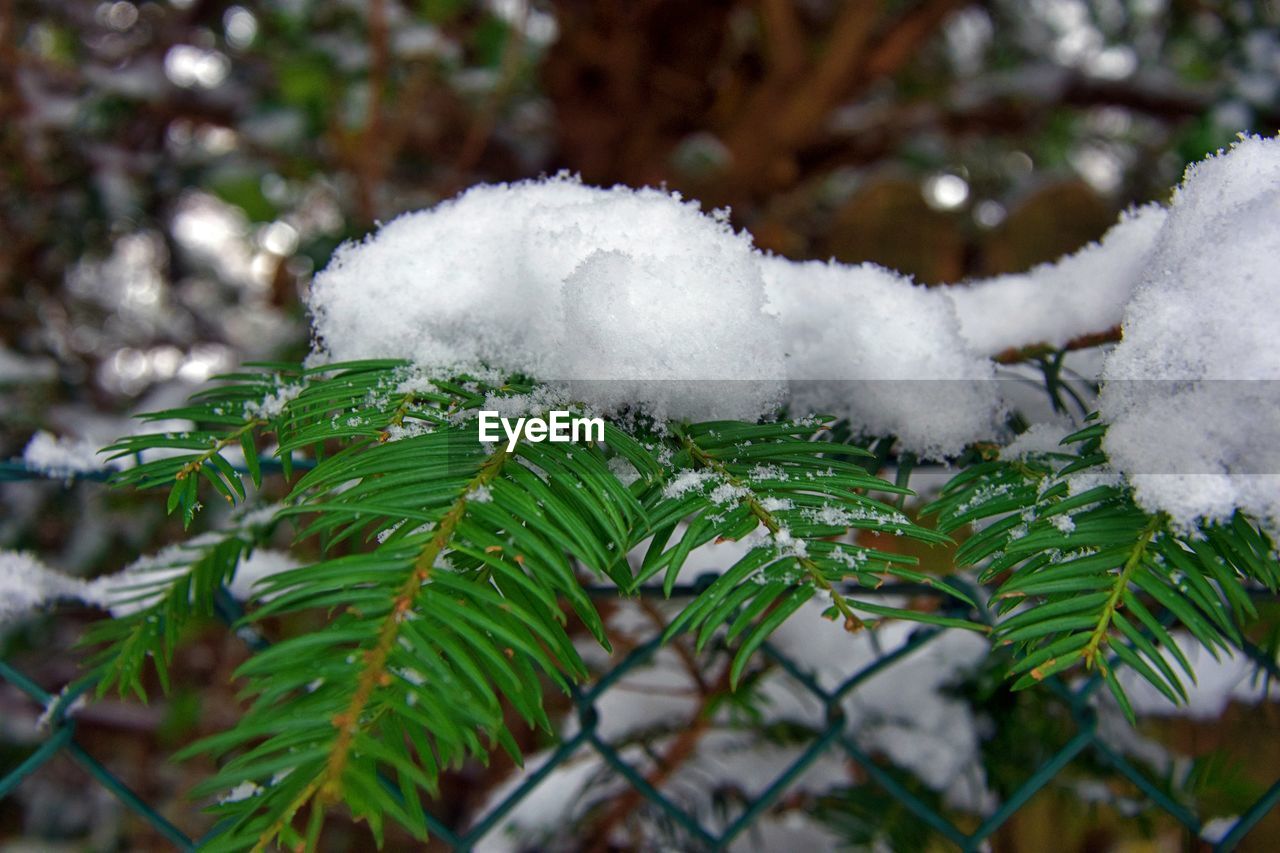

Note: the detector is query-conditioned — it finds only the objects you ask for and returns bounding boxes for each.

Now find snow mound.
[0,552,90,622]
[761,256,1002,459]
[947,203,1167,355]
[308,139,1280,475]
[22,430,115,478]
[1101,135,1280,532]
[309,174,1007,453]
[308,175,786,422]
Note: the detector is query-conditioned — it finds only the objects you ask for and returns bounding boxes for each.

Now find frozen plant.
[4,136,1280,850]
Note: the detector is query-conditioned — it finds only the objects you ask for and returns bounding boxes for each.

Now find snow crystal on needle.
[1101,135,1280,532]
[1000,418,1077,459]
[308,175,786,421]
[761,256,1003,459]
[947,204,1166,355]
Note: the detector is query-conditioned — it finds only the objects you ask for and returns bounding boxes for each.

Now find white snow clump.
[308,174,1002,454]
[0,552,91,623]
[309,177,786,423]
[308,136,1280,490]
[946,203,1167,355]
[23,430,114,477]
[761,255,1002,458]
[1100,134,1280,532]
[0,545,299,626]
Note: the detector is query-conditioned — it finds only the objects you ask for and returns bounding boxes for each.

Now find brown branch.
[863,0,968,79]
[0,0,53,192]
[758,0,807,80]
[771,0,879,149]
[793,58,1280,183]
[637,598,708,694]
[447,3,529,192]
[1060,74,1280,129]
[354,0,390,223]
[723,0,878,175]
[0,0,19,115]
[993,326,1121,364]
[720,0,967,198]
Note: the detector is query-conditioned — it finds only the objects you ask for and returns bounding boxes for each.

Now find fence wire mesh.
[2,459,1279,851]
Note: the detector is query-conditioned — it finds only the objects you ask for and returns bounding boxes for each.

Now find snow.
[0,542,299,625]
[225,549,300,600]
[303,145,1279,469]
[85,542,210,617]
[1116,630,1280,719]
[35,685,87,732]
[476,750,620,850]
[761,256,1003,459]
[1000,418,1077,459]
[767,605,996,813]
[1200,816,1239,844]
[0,552,91,622]
[478,731,854,850]
[1100,135,1280,532]
[661,469,716,499]
[607,455,640,486]
[561,645,700,742]
[219,781,264,803]
[91,543,300,613]
[307,174,999,453]
[301,147,1278,466]
[245,383,303,419]
[477,596,1279,848]
[233,502,285,529]
[22,431,115,477]
[308,175,786,423]
[946,204,1166,355]
[476,602,997,849]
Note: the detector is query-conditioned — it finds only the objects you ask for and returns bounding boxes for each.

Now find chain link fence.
[2,460,1279,851]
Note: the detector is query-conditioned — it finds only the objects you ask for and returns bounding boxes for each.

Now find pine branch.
[650,419,982,688]
[83,533,251,699]
[83,355,1280,848]
[299,446,510,830]
[678,427,868,633]
[1082,515,1161,670]
[926,418,1279,721]
[186,399,639,849]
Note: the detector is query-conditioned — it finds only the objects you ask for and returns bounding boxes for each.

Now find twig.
[448,2,529,189]
[993,326,1122,364]
[354,0,390,223]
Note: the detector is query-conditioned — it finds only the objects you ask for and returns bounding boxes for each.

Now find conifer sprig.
[80,363,1280,846]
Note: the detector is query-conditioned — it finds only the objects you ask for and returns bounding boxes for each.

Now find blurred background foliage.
[4,0,1279,423]
[2,0,1279,850]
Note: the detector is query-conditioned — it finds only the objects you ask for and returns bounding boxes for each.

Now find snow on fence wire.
[2,458,1280,851]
